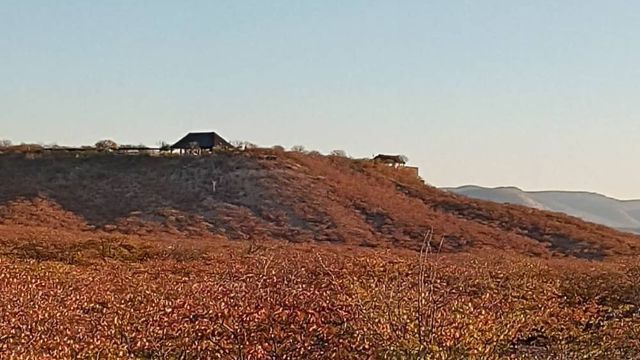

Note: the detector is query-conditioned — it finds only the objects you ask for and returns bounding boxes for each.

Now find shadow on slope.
[0,153,309,241]
[1,151,639,259]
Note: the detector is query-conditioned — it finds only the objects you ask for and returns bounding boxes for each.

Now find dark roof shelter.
[373,154,406,165]
[171,132,233,150]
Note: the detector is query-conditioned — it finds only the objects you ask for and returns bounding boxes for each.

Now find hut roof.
[170,132,233,150]
[373,154,406,164]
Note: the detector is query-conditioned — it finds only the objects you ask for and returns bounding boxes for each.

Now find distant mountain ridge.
[443,185,640,234]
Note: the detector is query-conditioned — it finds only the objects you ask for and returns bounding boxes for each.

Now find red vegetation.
[0,235,638,358]
[1,151,638,259]
[1,151,640,357]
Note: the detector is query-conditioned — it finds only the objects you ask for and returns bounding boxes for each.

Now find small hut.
[170,132,233,154]
[373,154,406,167]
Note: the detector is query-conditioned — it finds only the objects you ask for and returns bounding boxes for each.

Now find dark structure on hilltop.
[171,132,233,154]
[373,154,419,177]
[373,154,406,166]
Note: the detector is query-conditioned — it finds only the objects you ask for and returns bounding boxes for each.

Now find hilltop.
[1,149,639,260]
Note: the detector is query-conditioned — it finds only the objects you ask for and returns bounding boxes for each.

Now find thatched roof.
[171,132,233,150]
[373,154,406,165]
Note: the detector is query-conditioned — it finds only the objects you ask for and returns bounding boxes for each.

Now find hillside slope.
[445,185,640,234]
[1,151,639,260]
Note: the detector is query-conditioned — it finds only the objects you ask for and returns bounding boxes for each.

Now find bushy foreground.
[0,239,639,359]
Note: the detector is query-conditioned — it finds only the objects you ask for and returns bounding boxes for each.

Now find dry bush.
[95,139,118,151]
[330,149,348,158]
[0,239,638,358]
[231,140,258,150]
[2,143,44,154]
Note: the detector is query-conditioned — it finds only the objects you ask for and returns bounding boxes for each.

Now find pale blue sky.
[1,1,639,198]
